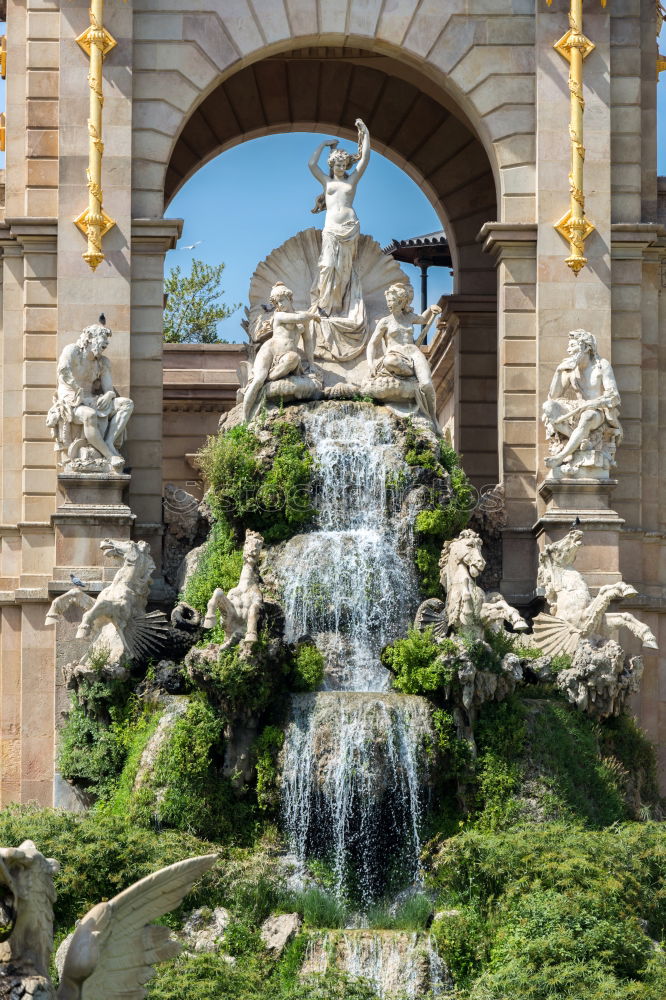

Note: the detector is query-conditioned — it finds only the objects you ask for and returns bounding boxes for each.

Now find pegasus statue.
[204,529,264,651]
[0,840,217,999]
[45,538,168,682]
[415,528,528,641]
[533,529,658,656]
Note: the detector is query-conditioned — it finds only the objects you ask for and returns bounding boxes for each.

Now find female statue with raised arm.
[308,119,371,361]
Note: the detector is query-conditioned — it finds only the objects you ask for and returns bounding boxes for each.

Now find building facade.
[1,0,665,803]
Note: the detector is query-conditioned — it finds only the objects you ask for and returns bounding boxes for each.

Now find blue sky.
[167,133,454,342]
[0,25,665,344]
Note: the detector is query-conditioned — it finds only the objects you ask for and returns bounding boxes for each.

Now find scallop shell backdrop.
[247,228,410,377]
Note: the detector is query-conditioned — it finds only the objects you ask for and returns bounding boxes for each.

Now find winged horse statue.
[0,839,217,999]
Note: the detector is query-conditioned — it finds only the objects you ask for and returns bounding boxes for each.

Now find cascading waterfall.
[302,931,452,999]
[273,404,416,691]
[281,692,432,900]
[271,403,446,992]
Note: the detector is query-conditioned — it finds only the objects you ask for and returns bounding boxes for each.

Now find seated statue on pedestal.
[363,282,441,432]
[46,316,134,474]
[243,283,322,422]
[542,329,622,478]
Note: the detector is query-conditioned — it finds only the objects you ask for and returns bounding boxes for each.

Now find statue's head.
[541,529,583,571]
[269,282,293,308]
[567,329,598,362]
[327,147,355,177]
[77,317,112,357]
[243,530,264,563]
[384,283,413,313]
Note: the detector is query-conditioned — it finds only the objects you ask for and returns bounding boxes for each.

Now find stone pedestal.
[50,473,134,590]
[534,477,624,590]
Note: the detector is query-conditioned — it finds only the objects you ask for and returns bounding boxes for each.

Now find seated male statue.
[47,316,134,473]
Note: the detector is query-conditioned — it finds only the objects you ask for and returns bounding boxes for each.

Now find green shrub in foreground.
[427,822,666,999]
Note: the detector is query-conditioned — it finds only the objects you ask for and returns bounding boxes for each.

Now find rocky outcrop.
[260,913,302,956]
[555,637,644,719]
[181,907,232,954]
[162,486,211,589]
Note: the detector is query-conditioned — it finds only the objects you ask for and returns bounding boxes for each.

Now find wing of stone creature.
[57,854,218,1000]
[532,612,583,658]
[124,610,171,659]
[414,598,449,641]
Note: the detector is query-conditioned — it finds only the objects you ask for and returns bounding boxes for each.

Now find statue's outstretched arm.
[353,119,371,181]
[308,139,331,186]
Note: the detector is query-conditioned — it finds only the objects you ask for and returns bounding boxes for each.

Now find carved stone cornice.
[478,222,538,260]
[131,218,183,255]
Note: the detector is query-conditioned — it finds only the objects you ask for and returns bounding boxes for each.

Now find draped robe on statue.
[311,219,368,362]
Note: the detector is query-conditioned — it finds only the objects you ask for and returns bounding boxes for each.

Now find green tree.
[163,258,239,343]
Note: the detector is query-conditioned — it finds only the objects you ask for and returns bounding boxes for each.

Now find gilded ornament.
[74,0,117,271]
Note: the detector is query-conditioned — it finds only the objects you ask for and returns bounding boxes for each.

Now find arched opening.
[161,45,499,487]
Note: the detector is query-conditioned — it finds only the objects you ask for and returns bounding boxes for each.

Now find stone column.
[439,293,498,490]
[480,223,538,605]
[530,3,614,579]
[129,219,182,583]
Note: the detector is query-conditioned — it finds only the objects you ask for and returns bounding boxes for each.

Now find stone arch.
[131,3,536,228]
[131,5,537,485]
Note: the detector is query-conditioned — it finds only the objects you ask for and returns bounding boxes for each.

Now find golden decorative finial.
[73,0,117,271]
[550,0,609,275]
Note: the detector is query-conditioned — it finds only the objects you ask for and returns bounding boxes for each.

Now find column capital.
[131,218,183,254]
[478,222,538,260]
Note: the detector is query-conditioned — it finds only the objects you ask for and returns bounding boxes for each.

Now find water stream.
[271,404,446,993]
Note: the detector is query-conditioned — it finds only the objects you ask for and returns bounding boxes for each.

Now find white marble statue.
[203,529,264,651]
[308,119,371,361]
[46,317,134,475]
[533,528,658,656]
[416,529,528,641]
[542,329,622,478]
[364,282,442,432]
[45,538,167,682]
[0,839,216,1000]
[243,283,321,421]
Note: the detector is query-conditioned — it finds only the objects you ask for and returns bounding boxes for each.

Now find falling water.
[302,930,452,998]
[281,692,433,901]
[270,402,448,985]
[273,404,416,691]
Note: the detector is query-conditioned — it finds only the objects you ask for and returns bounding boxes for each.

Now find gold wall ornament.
[548,1,608,275]
[74,0,117,272]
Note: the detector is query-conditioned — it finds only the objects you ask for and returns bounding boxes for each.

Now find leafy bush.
[57,677,139,799]
[427,822,666,1000]
[254,725,285,812]
[197,420,315,544]
[404,431,475,597]
[128,697,253,842]
[290,643,325,692]
[182,517,243,614]
[57,701,128,799]
[0,805,222,934]
[382,628,458,695]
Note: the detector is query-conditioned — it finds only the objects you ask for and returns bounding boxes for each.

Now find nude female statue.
[366,283,442,432]
[242,282,320,422]
[307,119,371,360]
